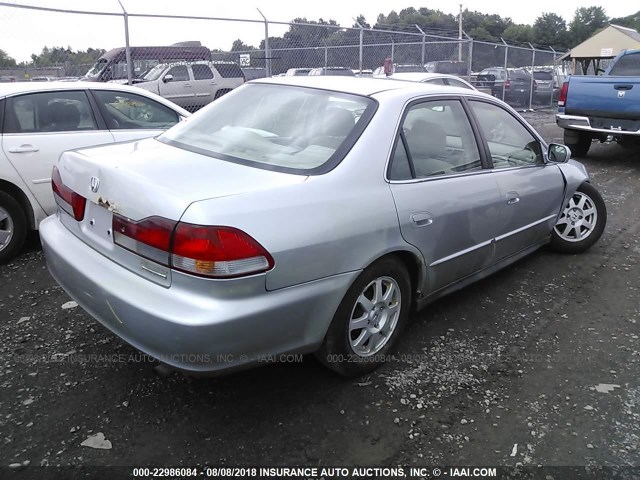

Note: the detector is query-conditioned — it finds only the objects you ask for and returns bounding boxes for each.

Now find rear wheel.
[316,257,411,377]
[563,129,591,157]
[0,191,27,264]
[550,182,606,253]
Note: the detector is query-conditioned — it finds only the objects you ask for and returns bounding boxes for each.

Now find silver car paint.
[40,77,592,373]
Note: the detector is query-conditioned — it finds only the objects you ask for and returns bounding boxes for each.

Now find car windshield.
[142,64,169,81]
[159,84,376,173]
[85,58,108,77]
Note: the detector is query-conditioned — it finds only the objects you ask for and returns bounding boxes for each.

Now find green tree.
[569,6,609,46]
[533,13,568,48]
[0,49,17,67]
[503,24,534,44]
[610,10,640,31]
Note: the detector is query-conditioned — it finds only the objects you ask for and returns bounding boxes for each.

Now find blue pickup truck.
[556,49,640,156]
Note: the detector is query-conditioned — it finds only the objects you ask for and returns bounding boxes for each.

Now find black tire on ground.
[549,182,606,254]
[0,191,28,264]
[315,256,412,377]
[563,129,591,157]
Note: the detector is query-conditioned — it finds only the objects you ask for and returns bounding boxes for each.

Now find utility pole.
[458,4,463,61]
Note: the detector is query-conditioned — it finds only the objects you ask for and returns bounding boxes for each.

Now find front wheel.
[550,182,606,253]
[315,257,411,377]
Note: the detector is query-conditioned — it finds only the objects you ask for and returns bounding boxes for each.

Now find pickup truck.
[556,49,640,156]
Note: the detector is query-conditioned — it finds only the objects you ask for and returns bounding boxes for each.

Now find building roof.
[560,24,640,61]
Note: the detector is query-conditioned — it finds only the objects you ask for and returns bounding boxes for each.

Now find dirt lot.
[1,110,638,476]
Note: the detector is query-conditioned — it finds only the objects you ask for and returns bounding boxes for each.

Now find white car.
[385,72,477,90]
[0,81,189,263]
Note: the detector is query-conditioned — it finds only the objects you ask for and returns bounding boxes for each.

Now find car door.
[90,89,182,143]
[468,100,565,260]
[388,98,503,294]
[1,90,113,215]
[157,65,194,109]
[190,63,216,109]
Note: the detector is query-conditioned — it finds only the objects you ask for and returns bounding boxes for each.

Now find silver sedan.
[40,77,606,376]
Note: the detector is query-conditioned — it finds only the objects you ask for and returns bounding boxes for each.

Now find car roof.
[387,72,464,82]
[252,76,482,99]
[0,81,191,115]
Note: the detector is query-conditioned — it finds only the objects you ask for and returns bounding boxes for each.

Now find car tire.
[549,182,606,254]
[315,256,411,377]
[0,191,28,264]
[564,129,591,157]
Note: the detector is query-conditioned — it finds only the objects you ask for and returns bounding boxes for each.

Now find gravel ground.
[1,109,638,476]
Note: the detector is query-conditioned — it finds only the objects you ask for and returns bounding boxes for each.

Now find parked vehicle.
[0,82,189,263]
[532,70,554,103]
[479,67,535,107]
[373,64,426,77]
[241,67,267,81]
[134,61,245,112]
[386,72,477,90]
[40,77,606,376]
[425,60,468,76]
[556,49,640,156]
[308,67,355,76]
[285,68,312,76]
[83,43,211,83]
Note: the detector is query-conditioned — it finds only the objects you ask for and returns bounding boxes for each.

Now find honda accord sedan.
[40,77,606,376]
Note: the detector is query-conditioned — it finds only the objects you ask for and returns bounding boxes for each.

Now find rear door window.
[4,91,96,133]
[192,64,214,80]
[608,52,640,76]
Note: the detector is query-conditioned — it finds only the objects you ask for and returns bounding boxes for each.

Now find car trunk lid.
[55,137,307,284]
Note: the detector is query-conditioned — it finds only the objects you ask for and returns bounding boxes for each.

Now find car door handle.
[184,83,192,87]
[411,213,433,227]
[8,145,39,153]
[210,81,217,85]
[506,191,520,205]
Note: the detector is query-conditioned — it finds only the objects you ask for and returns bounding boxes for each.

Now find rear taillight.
[172,224,273,278]
[112,215,274,278]
[51,166,86,221]
[113,215,175,265]
[504,79,510,90]
[558,81,569,107]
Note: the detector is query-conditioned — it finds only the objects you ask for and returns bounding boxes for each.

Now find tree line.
[0,6,638,70]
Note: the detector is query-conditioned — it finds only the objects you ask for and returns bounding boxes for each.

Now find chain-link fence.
[0,1,568,111]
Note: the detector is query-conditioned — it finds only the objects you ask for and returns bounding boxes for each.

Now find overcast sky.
[0,0,635,63]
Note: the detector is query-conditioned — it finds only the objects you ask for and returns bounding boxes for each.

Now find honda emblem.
[90,176,100,193]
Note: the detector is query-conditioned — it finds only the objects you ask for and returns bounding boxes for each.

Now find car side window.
[166,65,189,82]
[92,90,180,130]
[389,99,481,179]
[4,91,96,134]
[469,100,543,168]
[446,78,472,90]
[192,64,214,80]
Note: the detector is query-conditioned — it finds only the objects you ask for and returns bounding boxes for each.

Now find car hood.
[56,137,308,221]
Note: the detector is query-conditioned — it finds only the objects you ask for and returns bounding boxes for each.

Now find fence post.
[324,42,328,68]
[501,38,508,101]
[257,9,270,77]
[467,39,473,79]
[549,46,557,109]
[116,0,132,85]
[415,25,426,66]
[390,36,395,62]
[528,43,536,110]
[358,23,364,72]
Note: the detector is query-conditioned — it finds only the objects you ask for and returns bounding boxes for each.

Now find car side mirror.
[163,74,174,83]
[548,143,571,163]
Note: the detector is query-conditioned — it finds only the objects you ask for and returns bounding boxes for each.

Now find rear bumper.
[556,114,640,136]
[40,215,358,373]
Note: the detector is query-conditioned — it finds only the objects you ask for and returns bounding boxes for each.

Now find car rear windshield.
[159,83,377,174]
[608,52,640,76]
[533,71,553,80]
[214,63,244,78]
[510,71,531,80]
